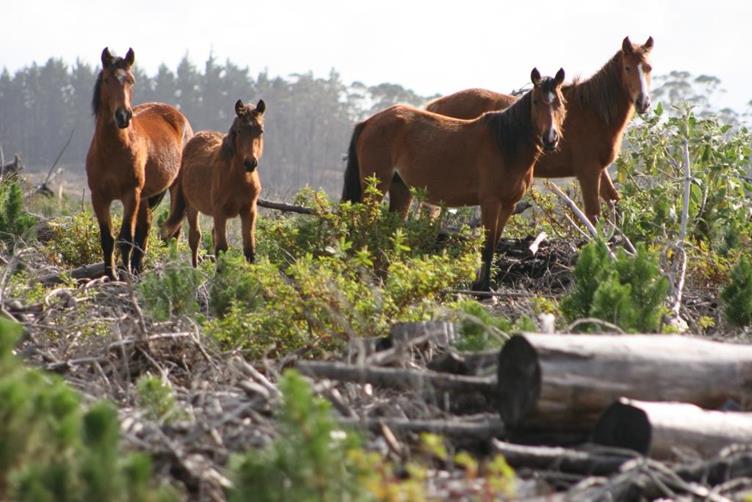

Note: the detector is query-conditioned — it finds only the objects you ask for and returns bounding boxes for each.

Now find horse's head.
[619,36,654,114]
[96,47,136,128]
[530,68,567,153]
[224,99,266,172]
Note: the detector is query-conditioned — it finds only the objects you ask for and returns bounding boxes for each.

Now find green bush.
[561,240,669,332]
[721,255,752,327]
[0,179,36,245]
[136,375,185,424]
[229,370,368,502]
[0,318,175,501]
[138,243,204,321]
[450,300,535,351]
[43,211,107,267]
[204,184,480,358]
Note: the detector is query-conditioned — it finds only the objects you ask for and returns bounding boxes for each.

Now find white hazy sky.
[3,0,751,111]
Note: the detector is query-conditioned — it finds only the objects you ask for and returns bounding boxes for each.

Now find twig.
[566,317,625,334]
[546,182,598,238]
[670,138,692,317]
[37,127,75,195]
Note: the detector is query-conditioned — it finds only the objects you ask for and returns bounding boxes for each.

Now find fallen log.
[491,439,637,476]
[593,399,752,459]
[496,333,752,432]
[297,360,496,398]
[38,262,106,286]
[339,416,504,439]
[257,198,315,214]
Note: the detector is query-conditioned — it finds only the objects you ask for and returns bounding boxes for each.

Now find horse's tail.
[341,121,367,203]
[161,177,187,240]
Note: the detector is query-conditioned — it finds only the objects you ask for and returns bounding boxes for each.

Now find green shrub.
[0,180,36,245]
[0,318,175,501]
[138,243,203,321]
[561,240,669,332]
[449,300,535,351]
[721,255,752,327]
[136,375,185,424]
[43,211,107,267]
[229,370,368,502]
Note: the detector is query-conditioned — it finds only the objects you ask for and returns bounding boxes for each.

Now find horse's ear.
[235,99,245,116]
[622,36,634,54]
[530,68,542,86]
[256,99,266,115]
[643,36,654,52]
[101,47,114,68]
[554,68,565,86]
[124,48,135,67]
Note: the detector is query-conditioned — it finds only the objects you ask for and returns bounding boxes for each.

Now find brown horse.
[342,68,566,291]
[426,36,654,222]
[86,48,193,278]
[161,99,265,267]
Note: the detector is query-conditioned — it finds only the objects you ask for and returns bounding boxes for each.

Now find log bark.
[339,416,504,439]
[257,198,315,214]
[593,399,752,459]
[496,333,752,432]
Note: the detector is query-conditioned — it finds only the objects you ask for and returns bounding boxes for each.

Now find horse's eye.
[625,66,631,72]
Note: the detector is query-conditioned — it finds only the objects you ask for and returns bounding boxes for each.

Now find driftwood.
[496,333,752,432]
[593,399,752,459]
[297,360,496,398]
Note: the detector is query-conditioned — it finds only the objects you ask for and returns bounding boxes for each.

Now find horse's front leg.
[92,193,116,279]
[240,202,258,264]
[118,189,141,274]
[473,198,502,292]
[212,214,229,259]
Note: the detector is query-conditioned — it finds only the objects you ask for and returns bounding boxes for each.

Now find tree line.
[0,55,435,196]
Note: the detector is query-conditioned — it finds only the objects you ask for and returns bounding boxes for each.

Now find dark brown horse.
[161,99,265,267]
[86,48,193,278]
[342,68,567,291]
[426,36,654,222]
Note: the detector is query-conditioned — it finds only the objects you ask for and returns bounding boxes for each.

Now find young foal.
[426,36,654,222]
[342,68,566,291]
[161,99,265,267]
[86,48,193,278]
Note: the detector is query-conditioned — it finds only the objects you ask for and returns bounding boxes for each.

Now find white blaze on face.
[545,91,555,104]
[115,68,127,84]
[637,63,649,96]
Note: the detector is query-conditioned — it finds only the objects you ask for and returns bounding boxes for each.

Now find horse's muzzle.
[115,108,133,129]
[636,95,651,115]
[244,158,258,172]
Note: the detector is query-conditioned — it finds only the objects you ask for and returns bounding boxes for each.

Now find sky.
[3,0,751,111]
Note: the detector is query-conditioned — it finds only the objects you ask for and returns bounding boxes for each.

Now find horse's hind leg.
[212,215,229,258]
[91,193,116,279]
[473,198,502,292]
[131,194,160,274]
[187,207,201,268]
[599,169,620,203]
[577,168,603,224]
[118,189,141,274]
[388,173,412,220]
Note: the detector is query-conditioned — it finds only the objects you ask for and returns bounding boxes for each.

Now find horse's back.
[426,88,516,119]
[180,131,223,215]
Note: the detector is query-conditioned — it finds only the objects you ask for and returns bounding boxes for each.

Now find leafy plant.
[561,240,669,332]
[138,243,203,321]
[136,375,185,424]
[0,318,175,501]
[0,179,36,245]
[229,370,368,502]
[449,300,535,351]
[721,255,752,327]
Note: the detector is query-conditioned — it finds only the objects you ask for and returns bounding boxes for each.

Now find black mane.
[483,87,536,163]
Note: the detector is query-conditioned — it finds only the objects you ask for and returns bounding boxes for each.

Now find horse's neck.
[568,75,634,136]
[94,115,136,152]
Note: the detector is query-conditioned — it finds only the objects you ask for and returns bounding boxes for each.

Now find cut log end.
[592,400,652,455]
[496,335,541,427]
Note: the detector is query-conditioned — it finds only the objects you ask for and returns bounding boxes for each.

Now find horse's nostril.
[244,159,258,171]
